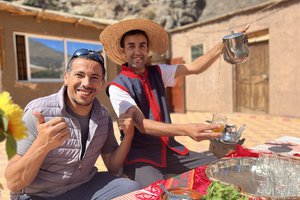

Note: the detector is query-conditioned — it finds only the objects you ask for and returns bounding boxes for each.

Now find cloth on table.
[114,142,300,200]
[129,145,259,200]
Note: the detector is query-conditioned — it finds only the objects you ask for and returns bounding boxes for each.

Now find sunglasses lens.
[73,48,89,57]
[72,49,104,66]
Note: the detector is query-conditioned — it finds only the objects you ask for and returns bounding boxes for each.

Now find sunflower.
[0,91,27,159]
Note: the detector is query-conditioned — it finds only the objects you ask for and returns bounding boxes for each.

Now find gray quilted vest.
[22,86,113,197]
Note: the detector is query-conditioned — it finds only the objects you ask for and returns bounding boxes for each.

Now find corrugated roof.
[0,1,117,29]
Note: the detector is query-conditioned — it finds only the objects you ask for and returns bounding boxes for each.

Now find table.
[113,136,300,200]
[251,136,300,156]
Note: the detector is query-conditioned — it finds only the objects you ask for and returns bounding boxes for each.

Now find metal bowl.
[205,157,300,200]
[160,188,202,200]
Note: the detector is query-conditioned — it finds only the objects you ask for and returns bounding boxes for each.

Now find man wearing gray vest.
[5,49,140,199]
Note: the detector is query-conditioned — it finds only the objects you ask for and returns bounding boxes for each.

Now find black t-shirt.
[66,106,90,159]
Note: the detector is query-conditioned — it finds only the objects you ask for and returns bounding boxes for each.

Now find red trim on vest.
[120,65,163,122]
[145,66,188,156]
[119,64,188,166]
[139,67,168,167]
[110,82,130,93]
[143,78,162,121]
[120,65,143,78]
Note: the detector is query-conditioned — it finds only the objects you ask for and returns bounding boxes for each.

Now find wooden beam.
[0,27,3,92]
[35,9,45,23]
[0,1,113,29]
[0,27,3,71]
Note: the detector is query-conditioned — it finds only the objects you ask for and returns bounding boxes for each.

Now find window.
[15,33,103,82]
[191,44,203,61]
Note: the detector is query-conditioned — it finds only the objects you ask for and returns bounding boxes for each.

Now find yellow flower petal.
[0,91,13,107]
[0,91,27,140]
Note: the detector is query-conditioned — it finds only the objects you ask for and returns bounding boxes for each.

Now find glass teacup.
[211,114,227,133]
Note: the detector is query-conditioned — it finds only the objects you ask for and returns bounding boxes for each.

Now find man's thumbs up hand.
[33,111,69,151]
[33,111,45,125]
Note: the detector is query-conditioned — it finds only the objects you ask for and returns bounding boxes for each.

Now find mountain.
[29,39,64,69]
[4,0,273,29]
[5,0,206,29]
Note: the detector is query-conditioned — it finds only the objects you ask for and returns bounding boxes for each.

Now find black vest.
[107,64,188,167]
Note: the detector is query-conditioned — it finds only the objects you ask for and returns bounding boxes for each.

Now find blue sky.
[30,37,103,56]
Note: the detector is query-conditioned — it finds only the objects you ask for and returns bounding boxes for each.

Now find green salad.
[202,181,248,200]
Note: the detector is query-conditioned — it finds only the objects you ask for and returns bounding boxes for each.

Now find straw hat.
[99,19,169,65]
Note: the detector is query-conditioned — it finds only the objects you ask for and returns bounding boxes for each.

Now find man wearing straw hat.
[100,19,249,187]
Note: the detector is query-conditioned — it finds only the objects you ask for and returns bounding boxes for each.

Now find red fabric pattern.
[133,145,272,200]
[193,165,211,195]
[135,181,163,200]
[226,144,259,158]
[134,170,195,200]
[192,145,260,199]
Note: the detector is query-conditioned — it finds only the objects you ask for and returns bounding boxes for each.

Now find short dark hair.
[120,29,149,48]
[67,49,106,80]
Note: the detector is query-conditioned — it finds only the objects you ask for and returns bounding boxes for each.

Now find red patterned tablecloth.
[113,145,261,200]
[114,136,300,200]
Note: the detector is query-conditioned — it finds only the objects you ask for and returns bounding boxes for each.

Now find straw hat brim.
[99,19,169,65]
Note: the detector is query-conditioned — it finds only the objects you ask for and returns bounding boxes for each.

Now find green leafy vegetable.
[202,181,248,200]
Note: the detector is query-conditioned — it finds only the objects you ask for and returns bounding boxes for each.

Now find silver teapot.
[223,31,249,64]
[219,124,246,144]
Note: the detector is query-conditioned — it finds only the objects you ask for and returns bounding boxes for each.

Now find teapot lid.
[223,31,243,40]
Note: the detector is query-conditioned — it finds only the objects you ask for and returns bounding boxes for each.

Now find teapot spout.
[236,124,246,138]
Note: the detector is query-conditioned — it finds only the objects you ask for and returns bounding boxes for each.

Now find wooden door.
[235,41,269,113]
[166,57,186,113]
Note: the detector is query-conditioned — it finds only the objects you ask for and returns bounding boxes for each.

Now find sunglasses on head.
[71,48,104,66]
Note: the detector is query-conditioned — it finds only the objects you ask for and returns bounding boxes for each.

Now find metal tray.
[205,157,300,200]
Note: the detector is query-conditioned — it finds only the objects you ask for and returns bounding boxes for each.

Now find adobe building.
[0,1,119,115]
[169,0,300,117]
[1,0,300,118]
